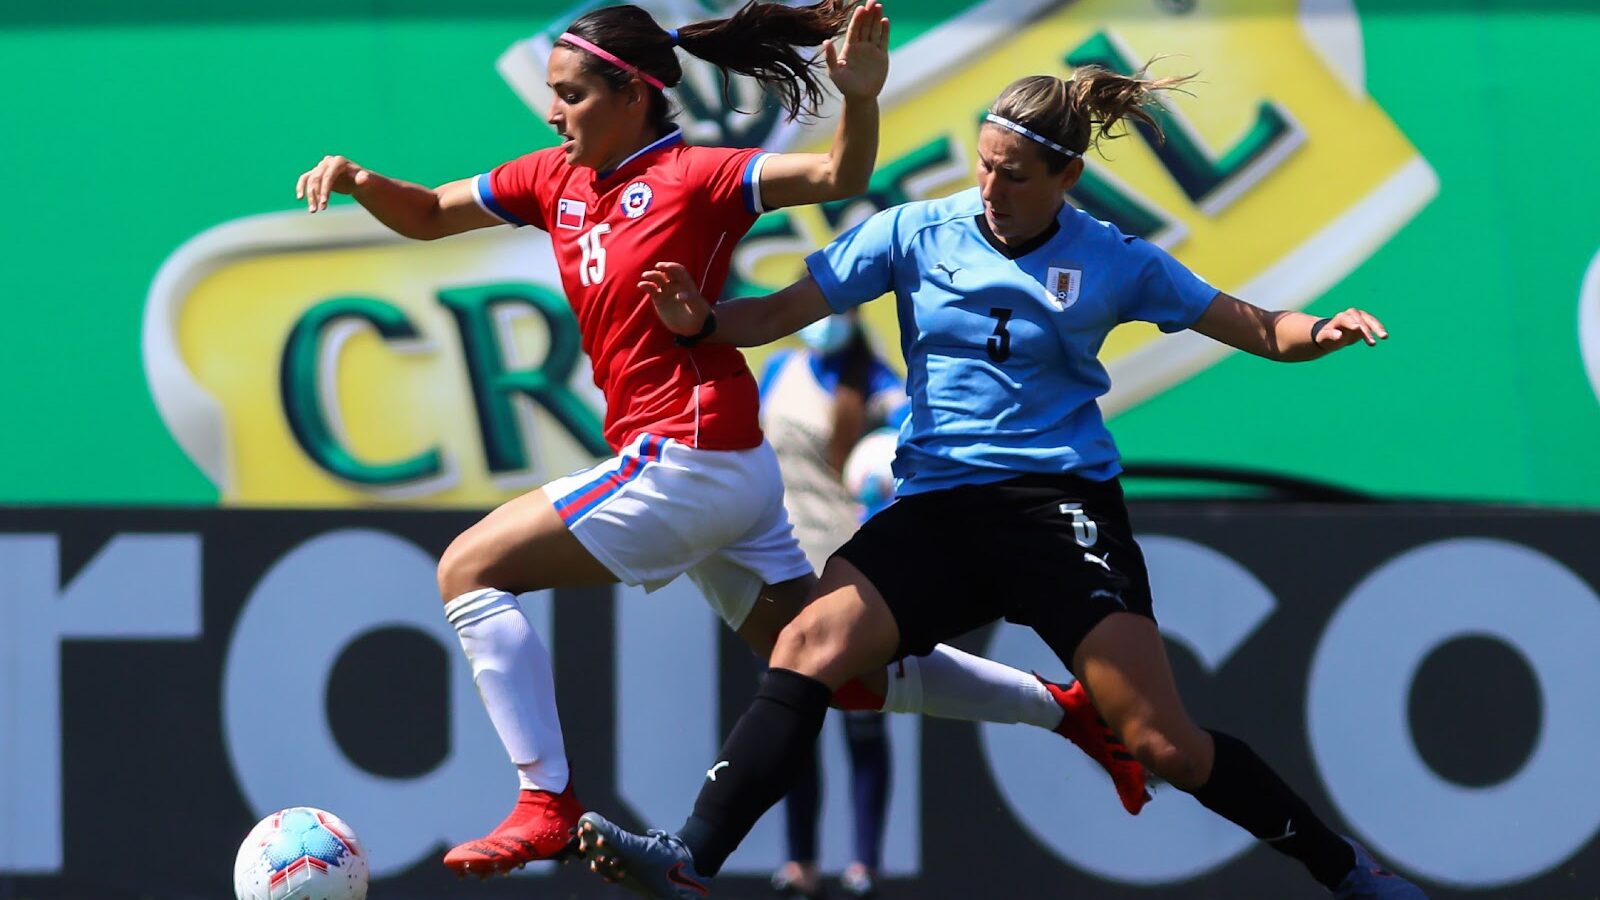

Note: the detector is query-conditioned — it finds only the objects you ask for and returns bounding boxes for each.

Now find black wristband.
[674,310,718,347]
[1309,317,1333,342]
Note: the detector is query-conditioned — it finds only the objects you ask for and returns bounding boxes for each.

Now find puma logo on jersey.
[933,262,961,282]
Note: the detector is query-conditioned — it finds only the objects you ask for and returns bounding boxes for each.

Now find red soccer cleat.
[1038,675,1152,815]
[443,782,584,878]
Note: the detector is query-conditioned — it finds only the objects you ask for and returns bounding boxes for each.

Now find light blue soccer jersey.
[805,187,1218,497]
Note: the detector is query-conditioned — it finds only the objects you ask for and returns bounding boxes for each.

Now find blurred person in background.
[758,311,903,899]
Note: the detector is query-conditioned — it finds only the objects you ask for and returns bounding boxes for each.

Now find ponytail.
[559,0,853,133]
[678,0,852,121]
[987,62,1196,171]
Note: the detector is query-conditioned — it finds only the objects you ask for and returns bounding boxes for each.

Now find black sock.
[679,669,832,876]
[844,711,890,869]
[1191,730,1355,889]
[783,740,821,864]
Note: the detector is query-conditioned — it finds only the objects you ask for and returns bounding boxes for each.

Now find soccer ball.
[233,807,369,900]
[843,427,899,514]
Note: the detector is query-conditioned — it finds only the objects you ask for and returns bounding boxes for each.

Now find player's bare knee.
[437,533,492,601]
[769,617,839,676]
[768,620,813,670]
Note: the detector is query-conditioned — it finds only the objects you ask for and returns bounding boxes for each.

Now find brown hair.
[988,62,1196,172]
[559,0,854,134]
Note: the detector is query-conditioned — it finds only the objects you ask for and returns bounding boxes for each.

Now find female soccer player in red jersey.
[296,0,1142,879]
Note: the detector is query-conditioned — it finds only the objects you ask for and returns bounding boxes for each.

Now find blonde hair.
[988,62,1195,170]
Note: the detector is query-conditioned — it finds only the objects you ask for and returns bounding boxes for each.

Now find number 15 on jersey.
[579,224,611,287]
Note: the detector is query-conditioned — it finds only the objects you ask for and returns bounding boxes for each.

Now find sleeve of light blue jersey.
[1119,238,1221,333]
[804,207,901,313]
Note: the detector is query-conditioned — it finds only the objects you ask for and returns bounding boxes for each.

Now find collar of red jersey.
[596,128,685,181]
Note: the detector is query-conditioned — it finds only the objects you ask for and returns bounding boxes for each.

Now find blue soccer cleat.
[575,811,713,898]
[1333,838,1427,898]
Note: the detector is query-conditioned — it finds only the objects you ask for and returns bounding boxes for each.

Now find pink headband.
[559,32,666,90]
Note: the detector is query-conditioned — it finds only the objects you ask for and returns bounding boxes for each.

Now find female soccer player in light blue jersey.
[577,66,1426,899]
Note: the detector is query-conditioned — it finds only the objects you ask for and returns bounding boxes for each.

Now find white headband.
[984,113,1081,159]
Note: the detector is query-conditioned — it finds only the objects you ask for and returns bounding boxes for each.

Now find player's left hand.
[639,262,713,336]
[1314,307,1388,350]
[825,0,890,101]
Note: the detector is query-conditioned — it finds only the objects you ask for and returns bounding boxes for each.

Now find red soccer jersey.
[473,131,774,452]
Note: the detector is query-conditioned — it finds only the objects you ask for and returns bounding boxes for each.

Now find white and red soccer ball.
[233,807,368,900]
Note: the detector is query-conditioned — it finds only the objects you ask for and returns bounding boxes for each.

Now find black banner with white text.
[1,504,1595,899]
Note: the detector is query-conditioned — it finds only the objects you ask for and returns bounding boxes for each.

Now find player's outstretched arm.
[294,155,501,240]
[640,262,832,347]
[757,0,890,210]
[1189,292,1389,362]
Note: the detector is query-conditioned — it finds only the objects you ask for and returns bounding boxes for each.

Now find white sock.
[882,644,1064,730]
[446,588,570,793]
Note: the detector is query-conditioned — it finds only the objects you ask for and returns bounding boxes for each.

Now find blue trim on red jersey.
[597,129,685,181]
[741,152,771,215]
[474,173,529,227]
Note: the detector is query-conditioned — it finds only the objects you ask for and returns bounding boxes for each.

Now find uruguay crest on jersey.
[1047,267,1082,311]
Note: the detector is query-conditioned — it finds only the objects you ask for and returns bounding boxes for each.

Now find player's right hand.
[639,262,712,336]
[295,155,370,213]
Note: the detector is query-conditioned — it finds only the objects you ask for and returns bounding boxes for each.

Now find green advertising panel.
[3,0,1598,507]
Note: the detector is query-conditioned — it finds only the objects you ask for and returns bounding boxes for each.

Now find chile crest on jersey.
[620,181,654,219]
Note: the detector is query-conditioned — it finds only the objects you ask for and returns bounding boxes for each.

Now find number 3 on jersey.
[579,223,612,286]
[987,307,1013,362]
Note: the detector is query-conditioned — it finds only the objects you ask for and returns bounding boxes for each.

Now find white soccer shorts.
[544,432,813,628]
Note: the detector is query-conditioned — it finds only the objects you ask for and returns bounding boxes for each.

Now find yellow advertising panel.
[144,0,1433,507]
[146,217,604,506]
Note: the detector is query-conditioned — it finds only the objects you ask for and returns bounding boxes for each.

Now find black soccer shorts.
[832,472,1156,671]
